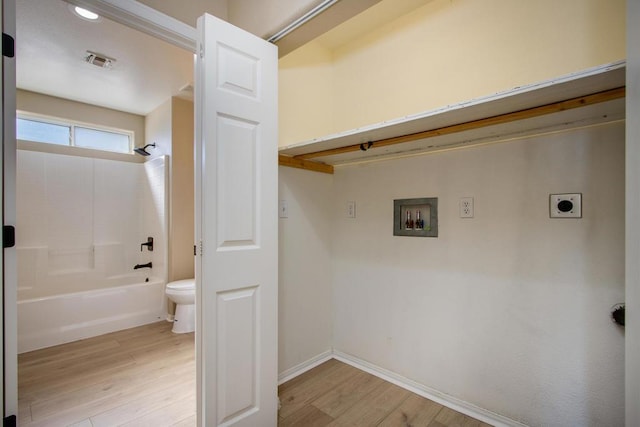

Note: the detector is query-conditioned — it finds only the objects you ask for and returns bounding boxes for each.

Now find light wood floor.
[278,359,492,427]
[19,322,490,427]
[18,321,196,427]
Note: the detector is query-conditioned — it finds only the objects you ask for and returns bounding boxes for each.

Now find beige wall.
[169,97,195,282]
[278,166,333,374]
[279,41,334,150]
[279,0,626,146]
[329,122,624,425]
[17,89,145,147]
[145,97,195,283]
[145,99,171,158]
[279,121,625,424]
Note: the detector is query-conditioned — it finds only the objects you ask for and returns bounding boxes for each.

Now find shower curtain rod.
[267,0,340,43]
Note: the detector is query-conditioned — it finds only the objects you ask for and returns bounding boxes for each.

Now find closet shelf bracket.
[278,154,334,174]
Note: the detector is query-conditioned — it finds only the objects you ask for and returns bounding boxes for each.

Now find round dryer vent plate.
[549,193,582,218]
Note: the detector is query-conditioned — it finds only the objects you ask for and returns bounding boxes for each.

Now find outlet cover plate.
[347,201,356,218]
[550,193,582,218]
[278,199,288,218]
[459,197,474,218]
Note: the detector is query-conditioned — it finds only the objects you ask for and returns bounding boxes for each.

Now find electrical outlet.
[347,201,356,218]
[460,197,474,218]
[550,193,581,218]
[279,200,288,218]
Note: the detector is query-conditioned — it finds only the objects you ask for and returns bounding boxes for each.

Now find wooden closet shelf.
[279,61,625,173]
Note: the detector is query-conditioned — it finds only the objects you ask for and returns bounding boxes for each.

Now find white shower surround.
[16,150,169,352]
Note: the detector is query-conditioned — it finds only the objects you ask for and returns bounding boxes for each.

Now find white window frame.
[16,111,135,154]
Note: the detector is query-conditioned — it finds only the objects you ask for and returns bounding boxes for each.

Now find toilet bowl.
[165,278,195,333]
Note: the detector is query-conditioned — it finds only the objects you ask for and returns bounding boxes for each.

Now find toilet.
[165,278,195,333]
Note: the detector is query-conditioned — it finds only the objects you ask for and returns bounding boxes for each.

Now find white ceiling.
[16,0,194,116]
[15,0,412,116]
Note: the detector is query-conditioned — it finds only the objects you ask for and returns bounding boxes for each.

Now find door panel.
[216,44,259,98]
[195,13,278,427]
[216,115,257,248]
[216,286,258,423]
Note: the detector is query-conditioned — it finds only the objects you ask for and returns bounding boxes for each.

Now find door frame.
[65,0,196,51]
[626,1,640,425]
[3,0,17,420]
[54,0,203,422]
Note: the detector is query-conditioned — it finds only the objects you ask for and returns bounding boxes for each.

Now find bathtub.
[18,275,167,353]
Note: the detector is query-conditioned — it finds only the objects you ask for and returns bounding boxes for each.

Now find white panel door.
[195,13,278,427]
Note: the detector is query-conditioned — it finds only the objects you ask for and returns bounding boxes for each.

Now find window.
[16,118,70,146]
[75,127,131,153]
[17,115,134,154]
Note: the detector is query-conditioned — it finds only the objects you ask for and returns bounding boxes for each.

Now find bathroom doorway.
[12,1,280,424]
[15,0,197,423]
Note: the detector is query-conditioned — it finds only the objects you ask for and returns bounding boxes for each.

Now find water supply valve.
[140,237,154,252]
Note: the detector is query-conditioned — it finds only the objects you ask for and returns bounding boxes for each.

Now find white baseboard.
[332,350,526,427]
[277,350,333,385]
[279,349,525,427]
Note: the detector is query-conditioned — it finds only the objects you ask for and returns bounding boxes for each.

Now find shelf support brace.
[278,154,334,174]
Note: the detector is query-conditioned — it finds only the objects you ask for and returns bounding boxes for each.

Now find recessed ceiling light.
[71,5,100,21]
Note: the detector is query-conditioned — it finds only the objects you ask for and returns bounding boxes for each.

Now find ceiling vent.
[85,51,115,69]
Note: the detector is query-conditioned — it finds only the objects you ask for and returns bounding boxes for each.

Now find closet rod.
[294,86,626,161]
[267,0,339,43]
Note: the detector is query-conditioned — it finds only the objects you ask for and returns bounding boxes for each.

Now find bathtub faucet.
[134,262,153,270]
